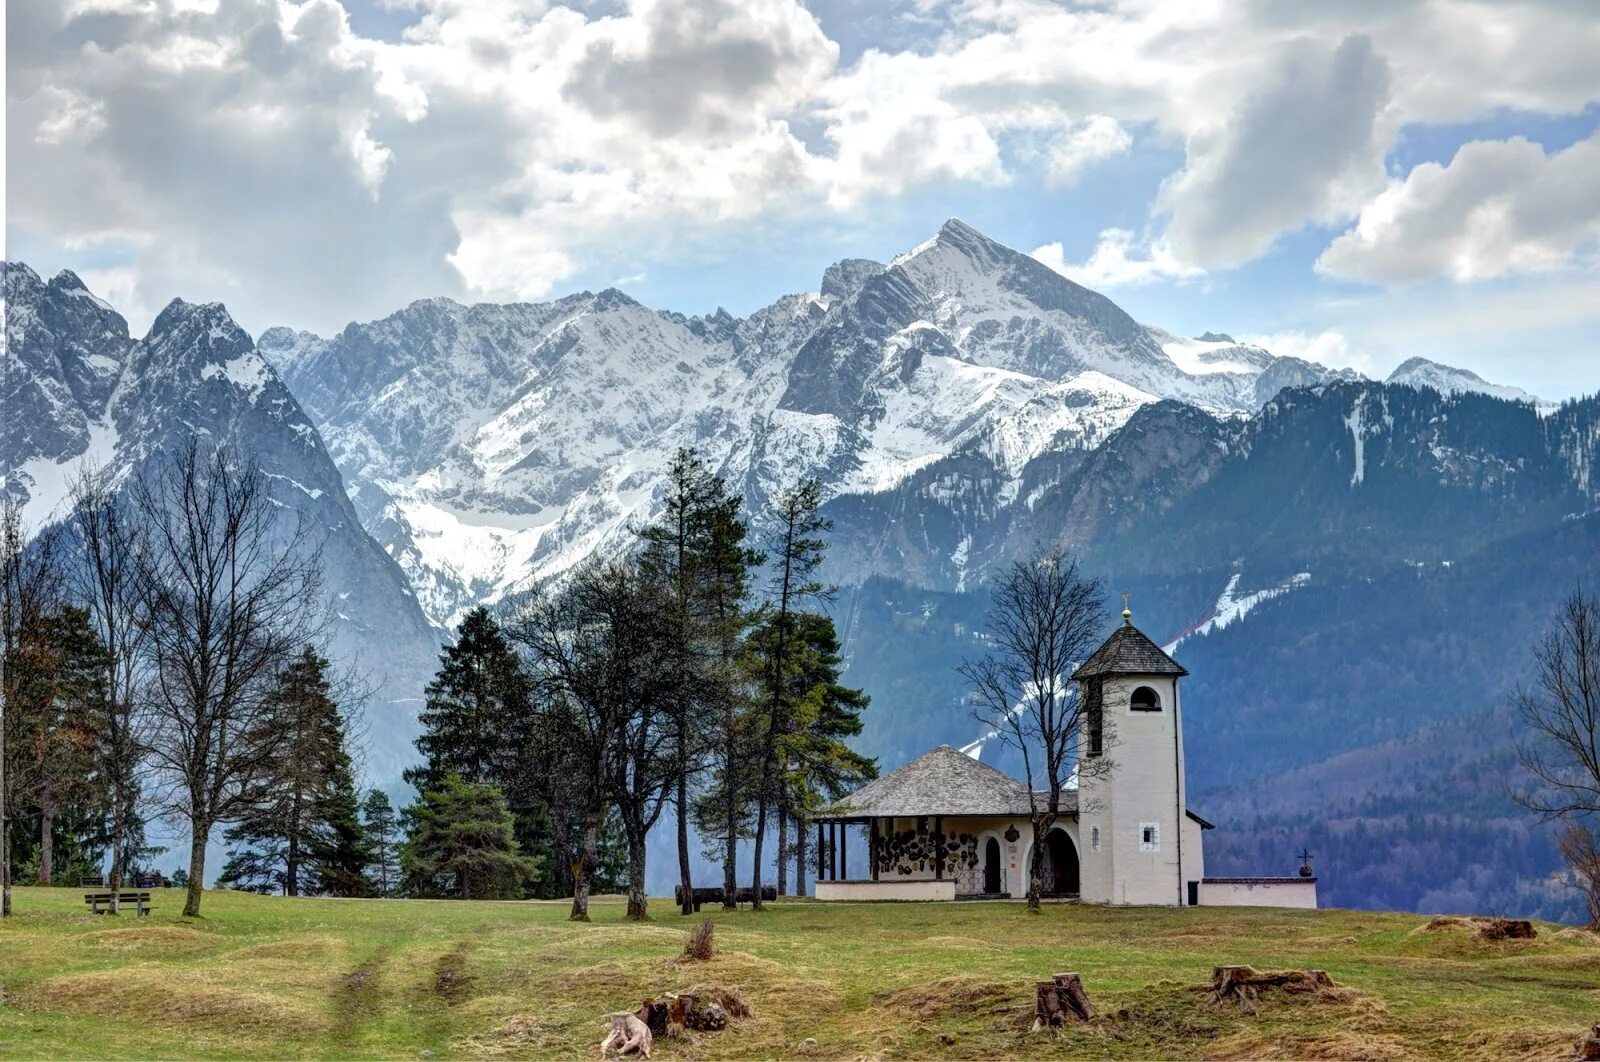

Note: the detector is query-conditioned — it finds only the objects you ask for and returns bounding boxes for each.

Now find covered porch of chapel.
[809,745,1061,902]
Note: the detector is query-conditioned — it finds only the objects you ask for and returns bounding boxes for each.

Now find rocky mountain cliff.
[262,219,1361,628]
[2,263,440,779]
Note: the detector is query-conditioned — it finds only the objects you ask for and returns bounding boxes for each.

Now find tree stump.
[1479,917,1536,940]
[1053,973,1095,1021]
[1032,972,1094,1031]
[601,1012,653,1058]
[1577,1023,1600,1061]
[687,1000,729,1032]
[1206,965,1336,1012]
[636,999,670,1038]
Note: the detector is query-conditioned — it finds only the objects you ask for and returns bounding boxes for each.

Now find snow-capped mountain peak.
[1385,356,1538,404]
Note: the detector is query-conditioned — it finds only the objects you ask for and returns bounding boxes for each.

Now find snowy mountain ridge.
[256,220,1530,628]
[1385,356,1542,406]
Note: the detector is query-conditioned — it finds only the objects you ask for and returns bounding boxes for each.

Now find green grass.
[2,887,1597,1059]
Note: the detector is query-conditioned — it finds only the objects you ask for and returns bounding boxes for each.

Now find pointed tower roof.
[1072,621,1188,679]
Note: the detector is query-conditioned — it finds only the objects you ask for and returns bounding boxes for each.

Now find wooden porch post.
[934,816,944,880]
[871,819,880,881]
[817,821,825,881]
[829,822,838,880]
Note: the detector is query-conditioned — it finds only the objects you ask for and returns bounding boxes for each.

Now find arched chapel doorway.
[1042,829,1079,895]
[983,838,1001,894]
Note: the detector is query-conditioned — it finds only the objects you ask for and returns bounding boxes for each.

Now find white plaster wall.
[1078,673,1186,906]
[1198,880,1318,909]
[815,879,957,901]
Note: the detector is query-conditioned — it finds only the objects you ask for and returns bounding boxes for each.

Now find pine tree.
[6,605,108,886]
[779,612,876,896]
[637,448,762,914]
[406,608,533,793]
[361,789,401,897]
[401,775,541,899]
[308,761,373,898]
[749,479,830,908]
[217,647,367,896]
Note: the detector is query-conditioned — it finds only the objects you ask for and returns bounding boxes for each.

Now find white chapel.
[813,612,1317,908]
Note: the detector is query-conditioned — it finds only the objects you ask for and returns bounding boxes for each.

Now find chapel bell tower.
[1073,600,1197,906]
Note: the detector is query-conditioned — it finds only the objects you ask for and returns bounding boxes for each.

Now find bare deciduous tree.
[1512,590,1600,926]
[70,464,146,914]
[1557,822,1600,928]
[512,560,667,921]
[960,547,1104,912]
[131,443,323,917]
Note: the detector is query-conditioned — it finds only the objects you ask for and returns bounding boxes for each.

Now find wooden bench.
[673,885,778,911]
[84,891,153,917]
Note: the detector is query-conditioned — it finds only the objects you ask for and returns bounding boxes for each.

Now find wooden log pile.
[1032,972,1094,1032]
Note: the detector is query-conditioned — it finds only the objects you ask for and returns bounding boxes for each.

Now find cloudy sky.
[8,0,1600,397]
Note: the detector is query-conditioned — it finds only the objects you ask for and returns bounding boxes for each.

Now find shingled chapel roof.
[815,745,1069,820]
[1071,620,1188,680]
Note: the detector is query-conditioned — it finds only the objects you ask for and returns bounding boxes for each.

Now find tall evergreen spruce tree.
[7,606,108,886]
[749,479,830,908]
[637,449,761,915]
[361,789,401,897]
[308,764,374,898]
[401,775,540,899]
[778,612,876,895]
[406,608,532,792]
[217,647,370,896]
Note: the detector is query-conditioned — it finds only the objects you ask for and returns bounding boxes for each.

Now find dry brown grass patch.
[451,1014,550,1056]
[1411,1020,1582,1061]
[1414,915,1539,942]
[560,960,655,1000]
[871,976,1019,1021]
[559,924,684,950]
[30,968,326,1036]
[1207,1028,1415,1060]
[228,935,342,961]
[687,950,844,1011]
[81,924,215,955]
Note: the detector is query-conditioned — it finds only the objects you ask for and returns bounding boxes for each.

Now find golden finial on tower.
[1122,589,1132,624]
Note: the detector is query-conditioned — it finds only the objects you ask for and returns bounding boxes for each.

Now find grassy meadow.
[1,886,1598,1059]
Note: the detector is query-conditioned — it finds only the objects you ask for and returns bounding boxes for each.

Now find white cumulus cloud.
[8,0,1600,334]
[1316,132,1600,285]
[1031,229,1201,289]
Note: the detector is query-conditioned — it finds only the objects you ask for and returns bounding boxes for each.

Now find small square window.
[1139,822,1160,852]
